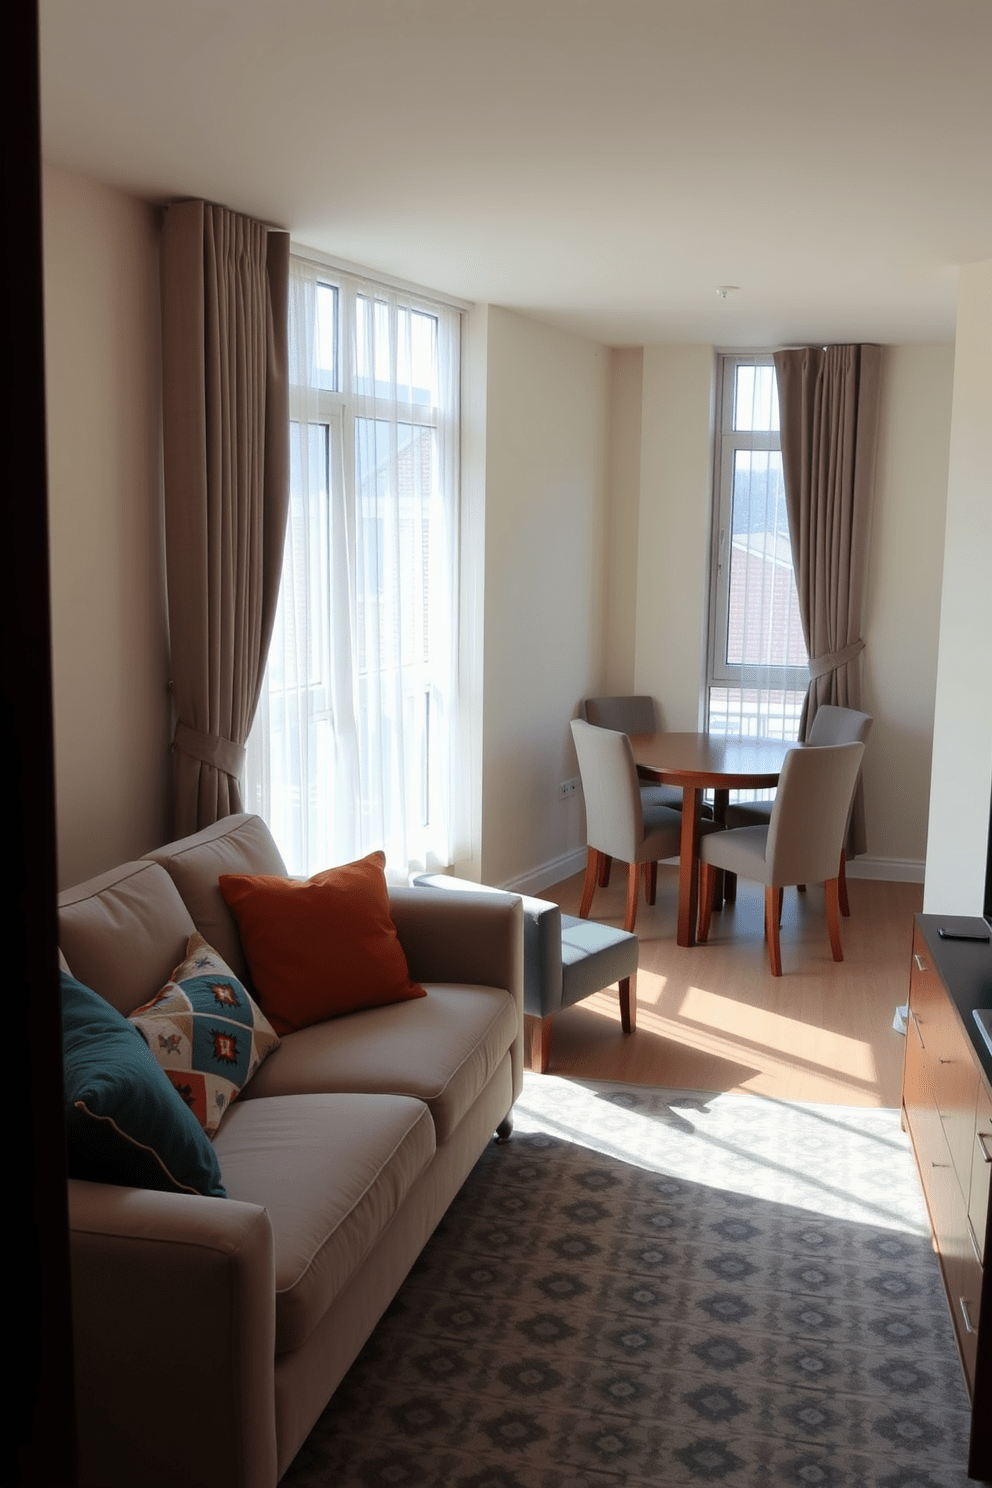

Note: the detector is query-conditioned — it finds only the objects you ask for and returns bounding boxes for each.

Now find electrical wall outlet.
[558,777,578,802]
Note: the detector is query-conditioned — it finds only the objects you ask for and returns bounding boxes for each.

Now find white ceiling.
[39,0,992,347]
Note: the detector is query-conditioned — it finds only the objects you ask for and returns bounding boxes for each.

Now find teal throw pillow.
[61,971,226,1197]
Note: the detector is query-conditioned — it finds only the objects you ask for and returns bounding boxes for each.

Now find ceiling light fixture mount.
[716,285,739,300]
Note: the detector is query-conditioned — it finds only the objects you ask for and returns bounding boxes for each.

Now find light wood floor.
[531,865,923,1108]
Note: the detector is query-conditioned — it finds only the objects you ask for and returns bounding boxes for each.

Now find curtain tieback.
[808,639,865,682]
[173,720,246,779]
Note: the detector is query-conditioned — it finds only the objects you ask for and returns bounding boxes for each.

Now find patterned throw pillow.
[130,934,280,1134]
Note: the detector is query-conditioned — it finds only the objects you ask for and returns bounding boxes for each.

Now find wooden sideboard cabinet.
[902,915,992,1479]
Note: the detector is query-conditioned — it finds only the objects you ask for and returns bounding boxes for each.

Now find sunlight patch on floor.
[576,978,884,1104]
[668,982,877,1078]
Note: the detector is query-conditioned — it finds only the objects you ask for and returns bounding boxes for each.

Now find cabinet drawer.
[909,932,979,1204]
[970,1081,992,1264]
[957,1244,982,1396]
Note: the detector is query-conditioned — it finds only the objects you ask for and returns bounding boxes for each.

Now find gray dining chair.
[697,741,866,975]
[725,705,873,915]
[571,718,695,932]
[581,694,683,809]
[580,695,700,892]
[413,873,639,1074]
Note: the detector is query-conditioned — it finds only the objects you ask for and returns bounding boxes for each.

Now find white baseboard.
[502,849,925,896]
[846,856,925,884]
[502,848,589,897]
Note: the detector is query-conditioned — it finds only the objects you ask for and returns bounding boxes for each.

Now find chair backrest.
[570,718,643,861]
[766,742,865,887]
[807,704,873,749]
[581,695,657,735]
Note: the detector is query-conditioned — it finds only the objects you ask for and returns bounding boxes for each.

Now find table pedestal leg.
[677,785,702,947]
[712,788,730,907]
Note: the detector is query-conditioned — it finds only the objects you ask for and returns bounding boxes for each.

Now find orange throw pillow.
[218,851,425,1035]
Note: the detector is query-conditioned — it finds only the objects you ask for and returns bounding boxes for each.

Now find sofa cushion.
[62,971,226,1198]
[217,852,426,1035]
[212,1092,435,1353]
[144,813,288,985]
[129,934,281,1135]
[239,983,518,1144]
[58,860,197,1017]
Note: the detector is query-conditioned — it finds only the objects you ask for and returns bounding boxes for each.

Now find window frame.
[248,255,461,876]
[705,352,809,738]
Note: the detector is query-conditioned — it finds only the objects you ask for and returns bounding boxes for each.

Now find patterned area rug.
[282,1076,974,1487]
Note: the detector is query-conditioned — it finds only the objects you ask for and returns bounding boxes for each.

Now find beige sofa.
[59,813,523,1488]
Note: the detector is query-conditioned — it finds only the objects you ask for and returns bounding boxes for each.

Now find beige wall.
[864,344,954,876]
[601,347,643,691]
[478,306,609,888]
[633,345,715,730]
[924,259,992,914]
[43,165,170,888]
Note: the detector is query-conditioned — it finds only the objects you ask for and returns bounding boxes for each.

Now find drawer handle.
[970,1223,983,1264]
[938,1057,954,1065]
[911,1013,926,1050]
[960,1296,977,1335]
[977,1132,992,1164]
[915,954,928,973]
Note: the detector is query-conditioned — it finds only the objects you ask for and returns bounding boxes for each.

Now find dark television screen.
[985,780,992,930]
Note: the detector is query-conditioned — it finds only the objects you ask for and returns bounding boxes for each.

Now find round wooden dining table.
[629,732,796,947]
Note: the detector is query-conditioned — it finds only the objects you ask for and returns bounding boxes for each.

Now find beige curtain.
[161,201,290,837]
[774,344,881,855]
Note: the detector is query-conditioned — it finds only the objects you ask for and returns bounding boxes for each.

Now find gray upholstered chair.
[579,696,706,893]
[413,874,639,1074]
[725,705,873,914]
[697,740,866,975]
[571,717,696,932]
[581,695,683,813]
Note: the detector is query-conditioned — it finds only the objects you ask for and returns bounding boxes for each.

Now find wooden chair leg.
[529,1016,553,1074]
[644,860,657,906]
[598,854,613,888]
[765,886,783,976]
[619,974,636,1034]
[697,862,716,942]
[838,851,850,916]
[825,877,844,961]
[624,863,640,932]
[579,848,600,919]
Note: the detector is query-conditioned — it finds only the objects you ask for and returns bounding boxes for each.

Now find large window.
[706,354,808,741]
[246,257,460,879]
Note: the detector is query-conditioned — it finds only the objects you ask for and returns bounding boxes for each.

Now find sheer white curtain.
[246,255,461,880]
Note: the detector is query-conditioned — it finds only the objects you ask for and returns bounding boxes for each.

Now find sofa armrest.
[389,886,524,1100]
[69,1178,278,1488]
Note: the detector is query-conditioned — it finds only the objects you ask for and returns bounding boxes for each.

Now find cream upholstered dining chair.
[697,741,865,975]
[725,705,873,915]
[571,718,691,933]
